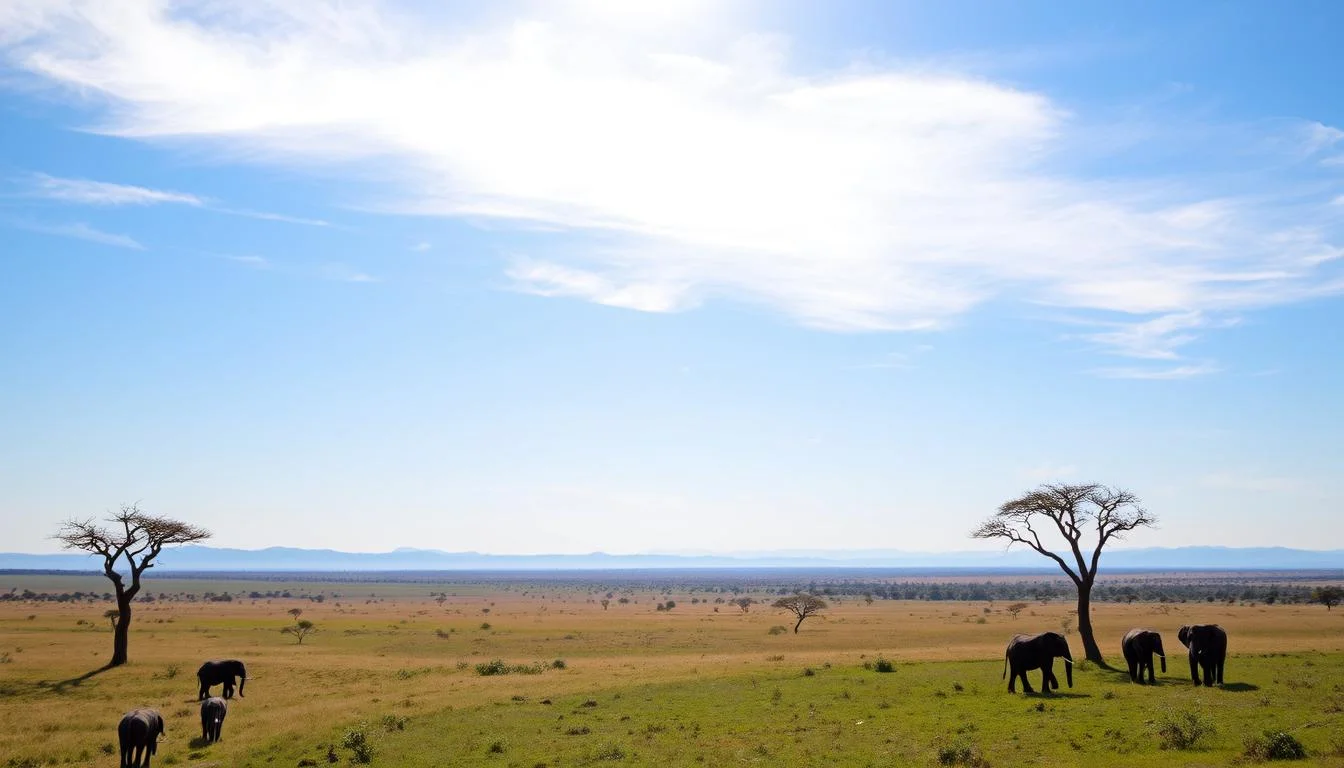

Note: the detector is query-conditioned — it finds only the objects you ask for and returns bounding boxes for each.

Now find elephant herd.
[115,659,246,767]
[1003,624,1228,694]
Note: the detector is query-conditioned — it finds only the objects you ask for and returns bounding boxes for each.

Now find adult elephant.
[1003,632,1073,694]
[1177,624,1226,686]
[200,696,228,743]
[197,659,247,700]
[118,708,164,767]
[1121,628,1166,684]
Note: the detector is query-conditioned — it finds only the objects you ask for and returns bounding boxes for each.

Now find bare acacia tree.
[54,504,210,667]
[971,483,1155,664]
[734,597,755,614]
[772,593,828,633]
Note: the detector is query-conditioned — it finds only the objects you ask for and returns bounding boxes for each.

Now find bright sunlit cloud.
[2,0,1340,370]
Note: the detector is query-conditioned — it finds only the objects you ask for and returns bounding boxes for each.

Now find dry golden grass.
[2,581,1342,766]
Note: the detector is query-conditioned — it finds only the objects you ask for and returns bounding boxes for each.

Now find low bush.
[873,658,895,673]
[1154,707,1216,750]
[1243,730,1308,761]
[936,740,990,767]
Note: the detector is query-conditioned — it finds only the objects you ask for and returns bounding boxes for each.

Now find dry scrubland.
[2,575,1343,767]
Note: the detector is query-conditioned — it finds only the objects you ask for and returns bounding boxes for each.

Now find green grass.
[4,578,1344,766]
[263,655,1344,767]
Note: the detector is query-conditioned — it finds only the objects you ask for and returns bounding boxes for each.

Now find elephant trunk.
[1062,653,1074,688]
[1156,638,1167,672]
[237,670,246,697]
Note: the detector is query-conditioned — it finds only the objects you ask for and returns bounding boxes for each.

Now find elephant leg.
[1127,658,1138,683]
[1146,656,1156,684]
[1020,670,1035,694]
[1216,657,1224,685]
[1189,653,1200,684]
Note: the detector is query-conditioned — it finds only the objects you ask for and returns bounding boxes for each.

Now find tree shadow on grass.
[188,737,212,749]
[47,663,115,694]
[1220,682,1260,693]
[1023,691,1092,699]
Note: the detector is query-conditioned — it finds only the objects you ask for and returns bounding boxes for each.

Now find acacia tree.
[1313,586,1343,611]
[971,483,1155,664]
[54,504,210,667]
[772,593,828,633]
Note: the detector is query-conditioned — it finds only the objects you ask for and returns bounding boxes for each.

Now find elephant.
[197,659,247,700]
[1003,631,1073,694]
[200,696,227,743]
[1177,624,1227,686]
[118,708,164,768]
[1121,628,1167,684]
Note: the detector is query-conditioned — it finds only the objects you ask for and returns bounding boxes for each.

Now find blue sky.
[2,1,1341,555]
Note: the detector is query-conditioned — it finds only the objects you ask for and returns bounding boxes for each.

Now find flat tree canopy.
[772,593,828,633]
[54,504,210,666]
[971,483,1154,664]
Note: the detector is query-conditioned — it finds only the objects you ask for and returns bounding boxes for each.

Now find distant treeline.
[3,576,1337,606]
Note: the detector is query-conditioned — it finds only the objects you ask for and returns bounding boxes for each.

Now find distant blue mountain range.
[1,545,1340,571]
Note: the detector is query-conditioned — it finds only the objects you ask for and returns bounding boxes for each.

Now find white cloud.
[1090,362,1221,380]
[321,263,380,283]
[225,254,270,268]
[22,173,329,226]
[410,241,431,252]
[2,1,1340,344]
[1077,311,1238,360]
[26,173,202,206]
[11,219,144,249]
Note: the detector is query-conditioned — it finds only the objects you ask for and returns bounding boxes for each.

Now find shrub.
[341,726,374,764]
[593,744,626,760]
[479,622,492,630]
[936,741,990,767]
[767,625,788,635]
[873,658,895,673]
[1155,707,1216,750]
[487,740,505,754]
[475,659,509,676]
[565,726,591,736]
[551,658,567,669]
[1244,730,1308,761]
[381,715,407,732]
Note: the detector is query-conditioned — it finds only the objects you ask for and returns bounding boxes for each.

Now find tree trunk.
[794,616,803,633]
[1076,584,1103,664]
[111,597,132,667]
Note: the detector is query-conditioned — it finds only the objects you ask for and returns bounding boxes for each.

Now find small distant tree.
[600,599,610,611]
[282,619,318,644]
[103,609,120,631]
[972,483,1155,664]
[287,607,303,620]
[1006,602,1029,618]
[54,504,211,667]
[1313,586,1343,611]
[863,593,874,606]
[772,593,828,633]
[435,594,447,608]
[734,597,755,614]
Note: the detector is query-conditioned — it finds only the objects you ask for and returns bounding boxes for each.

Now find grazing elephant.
[200,696,227,743]
[197,659,247,700]
[1003,631,1073,694]
[118,708,164,768]
[1177,624,1227,686]
[1121,628,1167,684]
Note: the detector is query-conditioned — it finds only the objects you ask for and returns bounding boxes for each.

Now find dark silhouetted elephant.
[118,708,164,767]
[1121,628,1166,684]
[200,696,227,743]
[1003,631,1073,693]
[197,659,247,700]
[1177,624,1226,686]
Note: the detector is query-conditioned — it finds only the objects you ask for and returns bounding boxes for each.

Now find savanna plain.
[2,573,1343,767]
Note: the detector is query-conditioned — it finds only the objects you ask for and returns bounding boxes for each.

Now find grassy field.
[2,575,1342,767]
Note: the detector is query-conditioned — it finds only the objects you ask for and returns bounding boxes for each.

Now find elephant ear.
[1177,626,1191,648]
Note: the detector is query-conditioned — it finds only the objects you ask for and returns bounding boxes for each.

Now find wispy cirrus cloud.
[19,173,329,227]
[10,219,144,249]
[1090,362,1221,380]
[1,1,1339,358]
[27,173,203,206]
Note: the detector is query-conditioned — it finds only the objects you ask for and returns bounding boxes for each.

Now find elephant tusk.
[1062,658,1074,665]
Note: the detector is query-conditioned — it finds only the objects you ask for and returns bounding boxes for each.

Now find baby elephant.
[200,696,228,743]
[118,708,164,768]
